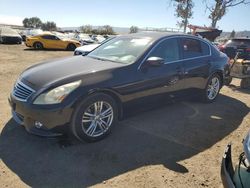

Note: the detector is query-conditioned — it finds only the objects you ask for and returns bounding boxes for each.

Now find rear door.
[179,37,211,91]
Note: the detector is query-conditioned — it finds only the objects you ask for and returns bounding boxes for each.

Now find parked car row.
[74,37,115,55]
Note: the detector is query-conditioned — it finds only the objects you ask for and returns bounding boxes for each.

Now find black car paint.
[9,33,229,136]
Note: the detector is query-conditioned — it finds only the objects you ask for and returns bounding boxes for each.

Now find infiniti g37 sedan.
[9,32,230,142]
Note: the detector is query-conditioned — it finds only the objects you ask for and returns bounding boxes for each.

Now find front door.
[122,38,185,100]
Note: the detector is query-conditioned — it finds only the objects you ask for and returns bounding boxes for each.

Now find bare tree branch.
[204,0,250,28]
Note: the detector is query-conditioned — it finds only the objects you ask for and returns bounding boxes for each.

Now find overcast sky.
[0,0,249,32]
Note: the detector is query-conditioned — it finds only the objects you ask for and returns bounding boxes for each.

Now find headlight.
[33,80,81,104]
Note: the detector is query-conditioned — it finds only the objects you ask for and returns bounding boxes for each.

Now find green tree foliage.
[229,30,236,39]
[130,26,139,33]
[41,21,57,31]
[100,25,115,35]
[22,17,42,28]
[205,0,250,28]
[80,25,93,34]
[81,25,115,35]
[171,0,194,33]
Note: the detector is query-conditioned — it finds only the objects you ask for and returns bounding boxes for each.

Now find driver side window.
[149,38,180,63]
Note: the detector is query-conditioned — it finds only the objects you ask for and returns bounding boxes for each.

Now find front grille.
[13,81,35,101]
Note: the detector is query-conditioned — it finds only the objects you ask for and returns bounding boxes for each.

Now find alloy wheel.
[207,77,220,100]
[81,101,114,137]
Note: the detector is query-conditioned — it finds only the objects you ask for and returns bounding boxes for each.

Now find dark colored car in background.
[9,32,229,142]
[220,38,250,59]
[0,27,22,44]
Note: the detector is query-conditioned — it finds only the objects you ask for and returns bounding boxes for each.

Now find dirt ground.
[0,44,249,188]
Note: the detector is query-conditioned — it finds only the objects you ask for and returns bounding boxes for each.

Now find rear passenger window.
[181,38,210,58]
[42,35,58,40]
[42,35,51,40]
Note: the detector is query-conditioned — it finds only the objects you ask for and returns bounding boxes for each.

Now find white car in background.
[93,35,106,43]
[74,37,115,56]
[74,33,95,45]
[73,43,100,55]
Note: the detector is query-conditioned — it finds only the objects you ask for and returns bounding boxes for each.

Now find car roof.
[35,33,54,37]
[121,32,206,42]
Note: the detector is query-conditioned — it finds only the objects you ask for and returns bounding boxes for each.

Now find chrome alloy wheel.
[207,77,220,100]
[81,101,114,137]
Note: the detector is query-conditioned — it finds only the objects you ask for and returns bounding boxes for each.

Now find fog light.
[35,121,43,129]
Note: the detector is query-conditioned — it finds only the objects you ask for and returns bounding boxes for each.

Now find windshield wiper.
[88,56,119,63]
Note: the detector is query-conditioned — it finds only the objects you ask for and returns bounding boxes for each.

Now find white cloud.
[0,15,24,26]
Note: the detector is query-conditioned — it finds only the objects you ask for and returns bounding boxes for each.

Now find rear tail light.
[218,45,225,51]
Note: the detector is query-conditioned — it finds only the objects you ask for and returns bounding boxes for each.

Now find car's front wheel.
[202,74,221,103]
[70,93,118,142]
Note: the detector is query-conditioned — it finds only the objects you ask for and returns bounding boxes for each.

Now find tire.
[33,42,43,50]
[67,43,76,51]
[224,76,232,86]
[201,73,221,103]
[70,93,118,142]
[240,78,250,89]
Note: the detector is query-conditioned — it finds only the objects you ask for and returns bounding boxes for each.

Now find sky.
[0,0,249,32]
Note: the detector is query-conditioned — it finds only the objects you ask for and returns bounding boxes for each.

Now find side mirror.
[146,57,165,67]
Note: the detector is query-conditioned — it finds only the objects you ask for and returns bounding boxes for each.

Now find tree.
[22,17,42,28]
[130,26,139,33]
[80,25,93,34]
[229,30,236,39]
[171,0,194,33]
[102,25,115,35]
[41,21,57,31]
[204,0,250,28]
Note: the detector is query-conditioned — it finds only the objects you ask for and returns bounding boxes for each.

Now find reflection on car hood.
[20,56,125,89]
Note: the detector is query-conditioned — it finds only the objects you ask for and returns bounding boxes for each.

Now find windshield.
[88,36,153,64]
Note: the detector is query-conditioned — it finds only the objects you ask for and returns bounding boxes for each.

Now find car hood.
[20,56,125,89]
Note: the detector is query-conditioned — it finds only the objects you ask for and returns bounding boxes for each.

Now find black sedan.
[9,32,230,142]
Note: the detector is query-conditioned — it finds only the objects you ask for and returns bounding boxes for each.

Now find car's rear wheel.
[70,93,118,142]
[67,43,76,51]
[202,74,221,103]
[33,42,43,50]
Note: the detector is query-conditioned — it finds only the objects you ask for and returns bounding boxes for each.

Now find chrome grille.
[13,81,35,101]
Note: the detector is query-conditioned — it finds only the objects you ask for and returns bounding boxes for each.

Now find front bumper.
[9,95,73,137]
[24,42,32,47]
[221,144,235,188]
